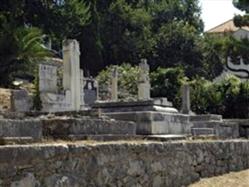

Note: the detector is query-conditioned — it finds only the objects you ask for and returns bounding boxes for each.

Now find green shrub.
[150,67,185,108]
[32,70,42,111]
[190,75,249,118]
[96,63,139,100]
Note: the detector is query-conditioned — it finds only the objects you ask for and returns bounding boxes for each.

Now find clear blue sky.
[200,0,245,31]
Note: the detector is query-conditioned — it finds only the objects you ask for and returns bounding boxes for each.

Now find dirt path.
[189,169,249,187]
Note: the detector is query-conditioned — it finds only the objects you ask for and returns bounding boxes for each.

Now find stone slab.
[0,137,35,145]
[190,114,223,122]
[0,119,42,140]
[105,111,192,135]
[191,128,215,136]
[223,119,248,138]
[216,122,240,139]
[42,118,136,138]
[146,134,187,141]
[192,121,223,128]
[61,134,187,141]
[93,98,176,113]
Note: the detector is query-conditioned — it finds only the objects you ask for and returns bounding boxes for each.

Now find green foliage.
[0,25,51,87]
[198,34,249,80]
[96,63,139,100]
[233,0,249,27]
[32,70,42,111]
[199,35,227,79]
[98,0,154,66]
[97,64,249,118]
[150,67,185,107]
[150,0,203,33]
[190,75,249,118]
[81,0,204,76]
[154,21,203,77]
[0,0,90,49]
[190,77,212,114]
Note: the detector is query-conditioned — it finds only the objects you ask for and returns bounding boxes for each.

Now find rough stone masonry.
[0,140,249,187]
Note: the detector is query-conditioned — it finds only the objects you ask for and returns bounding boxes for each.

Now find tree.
[233,0,249,27]
[0,23,51,87]
[199,34,228,80]
[150,67,185,107]
[0,0,90,86]
[82,0,204,75]
[153,21,203,77]
[0,0,90,49]
[149,0,203,33]
[99,0,153,66]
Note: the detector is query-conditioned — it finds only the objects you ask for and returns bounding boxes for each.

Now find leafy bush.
[190,75,249,118]
[96,63,139,101]
[150,67,185,108]
[32,70,42,111]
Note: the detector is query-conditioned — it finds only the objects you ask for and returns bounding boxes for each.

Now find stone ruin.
[39,40,84,112]
[39,39,97,112]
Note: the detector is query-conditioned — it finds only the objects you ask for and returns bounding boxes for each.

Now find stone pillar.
[138,59,150,100]
[95,80,99,101]
[181,84,191,114]
[80,69,85,106]
[62,39,81,111]
[111,66,118,101]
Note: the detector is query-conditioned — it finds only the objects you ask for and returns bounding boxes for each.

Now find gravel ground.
[189,169,249,187]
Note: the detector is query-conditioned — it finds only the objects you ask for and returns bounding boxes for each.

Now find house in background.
[207,19,249,39]
[206,19,249,81]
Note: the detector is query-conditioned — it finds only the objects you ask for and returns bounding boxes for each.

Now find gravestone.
[39,63,57,93]
[111,66,118,101]
[138,59,150,100]
[84,77,98,106]
[181,84,192,114]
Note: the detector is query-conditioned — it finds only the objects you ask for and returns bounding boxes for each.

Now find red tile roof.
[206,19,249,33]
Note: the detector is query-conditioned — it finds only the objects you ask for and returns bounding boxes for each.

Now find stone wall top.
[0,140,249,186]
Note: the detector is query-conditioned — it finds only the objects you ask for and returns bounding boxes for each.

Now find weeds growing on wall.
[32,70,42,111]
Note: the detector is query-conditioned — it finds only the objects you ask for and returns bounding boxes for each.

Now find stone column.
[181,84,191,114]
[80,69,85,107]
[62,39,81,111]
[138,59,151,100]
[94,80,99,101]
[111,66,118,101]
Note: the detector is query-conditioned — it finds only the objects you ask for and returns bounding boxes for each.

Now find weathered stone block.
[0,119,42,140]
[42,118,136,138]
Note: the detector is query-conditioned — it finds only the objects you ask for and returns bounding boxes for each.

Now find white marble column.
[138,59,151,100]
[62,39,81,111]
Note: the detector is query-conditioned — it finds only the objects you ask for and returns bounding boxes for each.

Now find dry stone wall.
[0,140,249,187]
[0,88,12,112]
[0,88,31,112]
